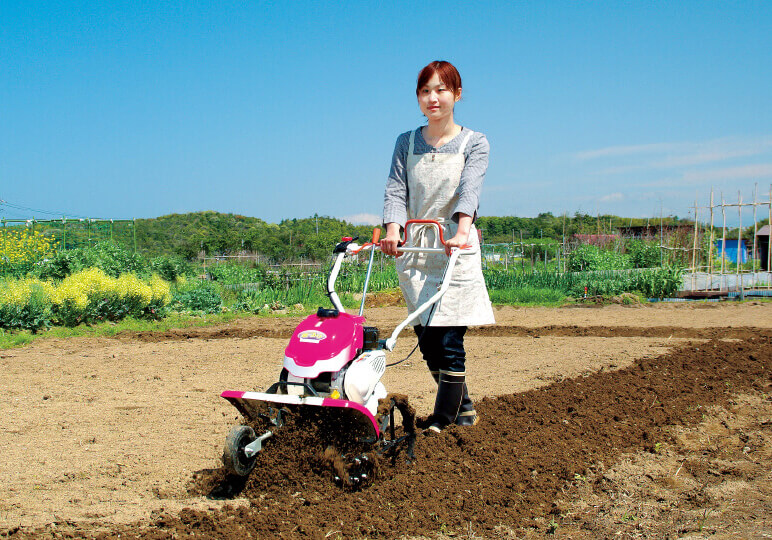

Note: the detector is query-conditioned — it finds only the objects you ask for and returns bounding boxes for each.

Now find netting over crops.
[1,219,136,276]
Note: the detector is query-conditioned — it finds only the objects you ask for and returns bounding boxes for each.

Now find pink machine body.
[221,310,382,441]
[283,312,365,378]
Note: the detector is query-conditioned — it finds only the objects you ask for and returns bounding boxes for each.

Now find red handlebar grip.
[371,228,381,244]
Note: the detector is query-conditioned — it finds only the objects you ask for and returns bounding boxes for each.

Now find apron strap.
[408,129,416,156]
[458,130,473,154]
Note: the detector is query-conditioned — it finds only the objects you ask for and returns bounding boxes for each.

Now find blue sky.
[1,1,770,226]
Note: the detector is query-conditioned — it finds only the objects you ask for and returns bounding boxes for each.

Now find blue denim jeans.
[413,325,467,373]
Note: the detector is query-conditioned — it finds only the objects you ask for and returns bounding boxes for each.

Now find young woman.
[381,60,495,433]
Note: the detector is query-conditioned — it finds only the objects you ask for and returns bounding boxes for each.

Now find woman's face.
[417,72,461,121]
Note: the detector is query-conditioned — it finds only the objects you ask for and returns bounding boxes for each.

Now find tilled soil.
[555,392,772,538]
[1,303,771,539]
[106,335,772,539]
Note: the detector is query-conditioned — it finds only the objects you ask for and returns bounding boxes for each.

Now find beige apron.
[396,128,496,327]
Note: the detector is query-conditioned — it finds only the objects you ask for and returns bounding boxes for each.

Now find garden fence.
[1,217,137,276]
[684,184,772,294]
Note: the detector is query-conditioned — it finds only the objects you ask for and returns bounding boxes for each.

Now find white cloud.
[573,142,681,161]
[682,163,772,183]
[599,192,624,203]
[652,149,763,168]
[573,136,772,169]
[341,213,381,225]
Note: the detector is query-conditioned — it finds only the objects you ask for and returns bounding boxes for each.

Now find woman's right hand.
[380,223,403,257]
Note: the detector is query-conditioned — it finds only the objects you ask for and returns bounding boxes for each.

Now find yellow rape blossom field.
[0,228,58,272]
[0,268,171,331]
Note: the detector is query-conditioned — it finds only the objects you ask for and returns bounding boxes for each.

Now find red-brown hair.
[416,60,462,97]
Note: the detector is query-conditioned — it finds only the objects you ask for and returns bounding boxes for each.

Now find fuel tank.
[283,311,365,378]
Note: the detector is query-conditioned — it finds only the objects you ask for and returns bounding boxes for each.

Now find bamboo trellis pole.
[659,204,664,266]
[737,191,743,296]
[752,184,758,274]
[685,184,772,292]
[691,194,699,289]
[708,188,715,288]
[721,192,727,289]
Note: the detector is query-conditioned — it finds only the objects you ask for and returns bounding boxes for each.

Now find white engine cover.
[363,382,388,416]
[343,350,386,406]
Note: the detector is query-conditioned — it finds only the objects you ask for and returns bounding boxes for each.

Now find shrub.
[0,229,58,277]
[50,268,171,325]
[34,241,145,280]
[626,240,661,268]
[0,269,171,330]
[567,245,630,271]
[75,242,146,277]
[33,249,79,280]
[170,281,222,313]
[149,256,195,282]
[0,279,54,331]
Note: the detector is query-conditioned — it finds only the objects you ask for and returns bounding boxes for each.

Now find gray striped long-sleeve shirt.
[383,126,489,227]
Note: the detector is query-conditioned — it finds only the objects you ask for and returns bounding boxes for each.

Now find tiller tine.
[376,395,417,463]
[324,447,377,490]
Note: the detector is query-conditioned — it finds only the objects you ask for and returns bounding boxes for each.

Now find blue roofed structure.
[715,239,749,264]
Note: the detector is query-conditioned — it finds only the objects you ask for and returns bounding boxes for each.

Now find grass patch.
[0,329,36,349]
[489,286,567,306]
[0,311,252,350]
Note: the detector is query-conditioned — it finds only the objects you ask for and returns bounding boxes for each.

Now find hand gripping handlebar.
[349,219,471,255]
[334,220,474,350]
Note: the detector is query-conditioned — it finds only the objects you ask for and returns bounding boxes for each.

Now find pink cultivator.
[220,220,470,488]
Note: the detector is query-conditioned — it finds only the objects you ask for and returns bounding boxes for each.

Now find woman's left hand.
[445,213,473,255]
[444,232,470,256]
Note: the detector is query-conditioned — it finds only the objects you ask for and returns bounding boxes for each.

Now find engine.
[339,350,386,404]
[284,350,387,416]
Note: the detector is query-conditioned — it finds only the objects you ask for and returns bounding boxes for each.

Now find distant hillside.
[19,210,696,262]
[134,211,698,259]
[135,212,377,261]
[476,212,691,244]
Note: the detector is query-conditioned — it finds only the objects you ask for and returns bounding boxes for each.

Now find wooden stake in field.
[708,188,715,289]
[659,202,664,267]
[737,190,743,297]
[721,192,727,290]
[769,185,772,280]
[752,183,758,274]
[691,193,699,290]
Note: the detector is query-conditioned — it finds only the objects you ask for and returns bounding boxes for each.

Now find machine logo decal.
[298,330,327,343]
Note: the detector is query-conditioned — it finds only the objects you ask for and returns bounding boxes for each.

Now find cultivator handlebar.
[384,247,463,351]
[331,220,476,351]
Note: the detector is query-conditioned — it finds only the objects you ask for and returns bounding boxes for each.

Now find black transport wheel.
[222,425,257,476]
[277,368,289,394]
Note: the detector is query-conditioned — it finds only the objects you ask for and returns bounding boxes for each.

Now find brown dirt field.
[1,302,770,539]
